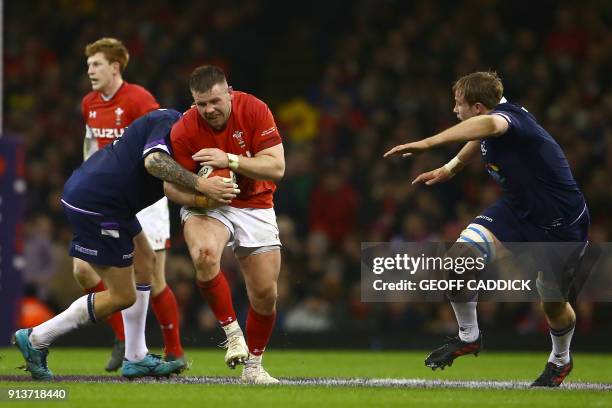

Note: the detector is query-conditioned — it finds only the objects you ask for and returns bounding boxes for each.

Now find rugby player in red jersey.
[166,65,284,384]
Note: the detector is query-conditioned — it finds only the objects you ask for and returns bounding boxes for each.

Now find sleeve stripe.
[143,143,170,157]
[144,138,167,150]
[261,126,277,136]
[256,137,282,152]
[492,112,512,124]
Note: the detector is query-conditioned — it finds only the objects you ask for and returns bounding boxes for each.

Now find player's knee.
[113,289,137,311]
[446,285,478,303]
[106,284,137,311]
[250,284,278,310]
[445,225,495,303]
[456,223,496,264]
[73,262,99,289]
[193,246,221,273]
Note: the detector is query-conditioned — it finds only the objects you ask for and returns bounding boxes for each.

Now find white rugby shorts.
[180,205,281,251]
[136,196,170,251]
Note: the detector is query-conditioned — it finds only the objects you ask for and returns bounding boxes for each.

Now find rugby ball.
[197,165,236,184]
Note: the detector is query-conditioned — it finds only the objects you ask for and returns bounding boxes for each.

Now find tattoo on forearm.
[146,152,198,190]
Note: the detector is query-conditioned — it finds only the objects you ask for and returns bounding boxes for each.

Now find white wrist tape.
[443,156,463,175]
[227,153,240,170]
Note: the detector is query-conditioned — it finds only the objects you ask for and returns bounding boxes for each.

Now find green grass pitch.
[1,348,611,407]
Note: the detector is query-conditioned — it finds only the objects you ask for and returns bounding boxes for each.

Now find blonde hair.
[85,38,130,71]
[452,71,503,109]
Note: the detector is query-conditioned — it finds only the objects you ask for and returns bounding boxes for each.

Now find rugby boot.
[241,357,279,385]
[425,332,482,370]
[165,352,188,373]
[121,353,184,378]
[531,354,573,387]
[223,334,248,369]
[105,338,125,372]
[12,329,53,381]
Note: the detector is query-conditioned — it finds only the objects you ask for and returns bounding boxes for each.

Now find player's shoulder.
[171,106,199,136]
[81,90,99,107]
[493,101,535,123]
[492,98,530,115]
[178,106,200,125]
[120,82,156,100]
[233,91,269,112]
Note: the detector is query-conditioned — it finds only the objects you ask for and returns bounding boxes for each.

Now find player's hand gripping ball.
[198,165,237,184]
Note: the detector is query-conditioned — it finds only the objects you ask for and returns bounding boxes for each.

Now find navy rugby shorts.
[62,200,142,268]
[472,198,590,297]
[472,199,589,243]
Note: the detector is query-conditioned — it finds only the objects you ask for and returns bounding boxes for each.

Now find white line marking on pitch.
[2,375,611,390]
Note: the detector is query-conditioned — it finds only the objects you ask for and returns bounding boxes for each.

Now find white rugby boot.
[223,333,248,369]
[241,354,279,385]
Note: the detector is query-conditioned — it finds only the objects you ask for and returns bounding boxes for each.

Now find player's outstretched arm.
[384,115,507,158]
[144,151,238,202]
[383,139,430,158]
[192,144,285,181]
[412,141,480,186]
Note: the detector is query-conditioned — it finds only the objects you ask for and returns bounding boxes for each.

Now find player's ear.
[474,102,486,114]
[228,86,233,99]
[110,61,121,74]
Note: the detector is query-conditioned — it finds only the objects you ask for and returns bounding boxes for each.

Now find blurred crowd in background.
[5,0,612,343]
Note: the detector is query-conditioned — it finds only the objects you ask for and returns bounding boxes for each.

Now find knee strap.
[457,223,496,264]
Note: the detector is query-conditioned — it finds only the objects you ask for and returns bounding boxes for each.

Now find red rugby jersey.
[81,82,159,155]
[170,91,282,208]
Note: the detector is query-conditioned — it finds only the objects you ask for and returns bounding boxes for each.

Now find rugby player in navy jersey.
[385,72,588,387]
[13,109,239,380]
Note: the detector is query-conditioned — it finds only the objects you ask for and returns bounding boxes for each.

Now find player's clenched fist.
[196,175,239,203]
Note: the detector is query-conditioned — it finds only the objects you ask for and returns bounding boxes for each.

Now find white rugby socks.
[548,323,575,366]
[30,294,96,349]
[122,284,151,362]
[28,284,156,363]
[451,301,480,343]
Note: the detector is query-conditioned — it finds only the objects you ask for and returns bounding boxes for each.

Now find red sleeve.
[249,98,282,154]
[169,117,198,173]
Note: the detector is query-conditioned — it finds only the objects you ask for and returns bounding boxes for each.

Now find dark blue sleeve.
[142,110,181,158]
[489,104,526,139]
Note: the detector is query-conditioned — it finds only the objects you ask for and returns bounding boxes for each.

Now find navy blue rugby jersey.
[480,101,586,229]
[62,109,181,218]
